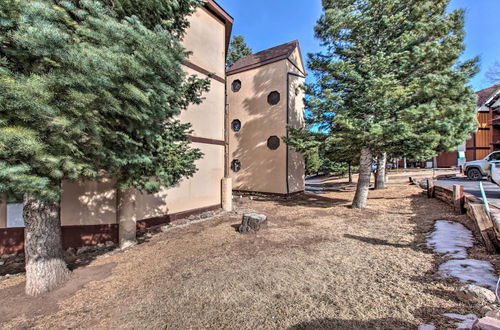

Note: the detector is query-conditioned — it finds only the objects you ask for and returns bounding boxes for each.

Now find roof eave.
[227,54,290,76]
[204,0,234,55]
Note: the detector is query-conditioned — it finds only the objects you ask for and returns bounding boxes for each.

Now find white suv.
[464,151,500,180]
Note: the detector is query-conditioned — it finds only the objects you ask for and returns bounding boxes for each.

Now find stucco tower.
[226,41,306,194]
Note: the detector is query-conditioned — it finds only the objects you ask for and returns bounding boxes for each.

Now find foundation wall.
[0,197,5,228]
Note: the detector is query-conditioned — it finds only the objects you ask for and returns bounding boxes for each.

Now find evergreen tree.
[307,0,478,208]
[0,0,208,295]
[101,0,203,34]
[226,35,252,69]
[287,127,359,179]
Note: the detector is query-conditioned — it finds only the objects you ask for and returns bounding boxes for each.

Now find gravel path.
[1,179,498,329]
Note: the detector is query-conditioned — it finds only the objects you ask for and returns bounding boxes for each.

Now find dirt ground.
[0,176,498,329]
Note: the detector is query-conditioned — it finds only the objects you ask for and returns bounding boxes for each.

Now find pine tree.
[307,0,478,208]
[0,0,208,295]
[287,127,359,179]
[226,35,252,69]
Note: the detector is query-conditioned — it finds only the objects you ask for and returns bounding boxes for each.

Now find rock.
[160,225,172,232]
[472,317,500,330]
[200,212,212,219]
[239,213,267,234]
[76,246,93,255]
[481,305,495,316]
[457,285,497,305]
[0,260,5,266]
[10,262,24,269]
[66,247,76,256]
[1,254,14,260]
[486,308,500,319]
[105,241,116,248]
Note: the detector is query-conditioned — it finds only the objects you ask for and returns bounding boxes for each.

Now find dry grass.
[1,177,498,329]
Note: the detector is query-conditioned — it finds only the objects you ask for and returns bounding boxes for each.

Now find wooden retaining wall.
[428,180,499,253]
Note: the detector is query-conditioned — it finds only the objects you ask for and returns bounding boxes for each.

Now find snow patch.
[443,313,478,329]
[305,186,325,191]
[418,324,436,330]
[305,178,330,184]
[439,259,497,290]
[426,220,473,258]
[427,220,497,290]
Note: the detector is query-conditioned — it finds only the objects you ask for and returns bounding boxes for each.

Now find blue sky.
[217,0,500,91]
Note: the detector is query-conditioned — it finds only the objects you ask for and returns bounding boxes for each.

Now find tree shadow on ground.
[248,192,350,209]
[0,229,158,277]
[343,234,412,248]
[288,317,415,329]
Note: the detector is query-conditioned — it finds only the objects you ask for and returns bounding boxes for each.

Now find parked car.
[490,161,500,186]
[464,151,500,180]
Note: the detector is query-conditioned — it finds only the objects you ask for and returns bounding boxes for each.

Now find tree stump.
[239,213,267,233]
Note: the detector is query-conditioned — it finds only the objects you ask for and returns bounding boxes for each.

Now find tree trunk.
[375,153,387,190]
[352,148,372,209]
[348,163,353,183]
[23,197,70,296]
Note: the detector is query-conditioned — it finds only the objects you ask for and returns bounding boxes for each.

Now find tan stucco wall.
[59,142,223,225]
[227,60,289,194]
[60,178,117,226]
[126,142,224,220]
[288,47,306,76]
[287,68,306,193]
[179,66,225,141]
[182,7,226,78]
[0,197,6,228]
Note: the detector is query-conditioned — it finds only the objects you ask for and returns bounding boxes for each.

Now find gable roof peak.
[227,40,302,75]
[476,84,500,107]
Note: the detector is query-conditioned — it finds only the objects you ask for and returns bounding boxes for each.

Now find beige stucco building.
[0,1,233,254]
[227,41,306,194]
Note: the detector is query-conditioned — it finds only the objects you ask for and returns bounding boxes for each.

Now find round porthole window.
[231,119,241,132]
[267,136,280,150]
[232,80,242,92]
[267,91,280,105]
[231,159,241,172]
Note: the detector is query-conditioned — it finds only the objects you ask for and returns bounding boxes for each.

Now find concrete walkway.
[435,176,500,209]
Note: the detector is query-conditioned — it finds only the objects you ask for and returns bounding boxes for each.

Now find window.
[267,91,280,105]
[231,119,241,132]
[6,195,24,228]
[232,80,241,92]
[231,159,241,172]
[489,152,500,161]
[267,136,280,150]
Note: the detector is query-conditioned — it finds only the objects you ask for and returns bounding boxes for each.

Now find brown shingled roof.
[227,40,301,75]
[476,84,500,107]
